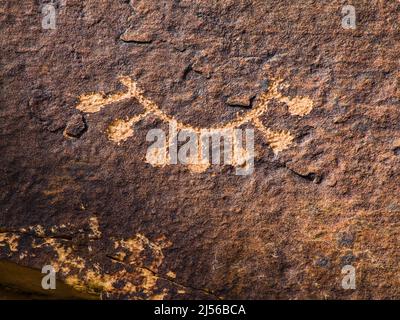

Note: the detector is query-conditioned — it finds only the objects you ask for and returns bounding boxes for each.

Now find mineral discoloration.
[0,219,186,299]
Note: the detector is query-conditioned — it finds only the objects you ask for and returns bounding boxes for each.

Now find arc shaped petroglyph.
[76,76,314,161]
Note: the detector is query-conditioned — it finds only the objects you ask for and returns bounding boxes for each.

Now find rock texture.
[1,0,400,299]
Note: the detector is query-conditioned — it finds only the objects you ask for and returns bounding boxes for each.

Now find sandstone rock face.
[1,0,400,299]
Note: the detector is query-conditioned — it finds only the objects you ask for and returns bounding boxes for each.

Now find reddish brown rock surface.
[1,0,400,299]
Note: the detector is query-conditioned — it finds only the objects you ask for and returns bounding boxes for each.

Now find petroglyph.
[145,124,254,175]
[76,76,314,171]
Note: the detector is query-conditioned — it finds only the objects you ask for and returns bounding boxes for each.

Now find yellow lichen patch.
[65,275,87,292]
[49,223,69,234]
[117,235,145,252]
[115,233,171,272]
[88,217,101,239]
[30,225,45,237]
[3,219,173,299]
[150,290,168,300]
[110,251,126,262]
[67,271,119,295]
[84,270,115,293]
[43,238,86,274]
[166,271,176,279]
[140,267,158,291]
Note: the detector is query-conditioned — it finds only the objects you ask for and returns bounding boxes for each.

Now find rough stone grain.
[1,0,400,299]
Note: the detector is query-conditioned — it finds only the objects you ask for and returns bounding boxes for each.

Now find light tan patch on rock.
[0,234,19,252]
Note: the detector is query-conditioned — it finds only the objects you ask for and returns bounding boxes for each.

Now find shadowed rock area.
[1,0,400,299]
